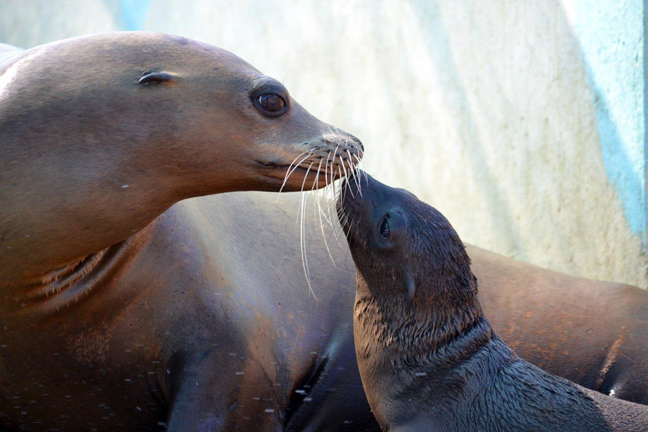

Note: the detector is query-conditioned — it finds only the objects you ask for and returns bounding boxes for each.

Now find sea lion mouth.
[255,134,364,192]
[255,160,342,188]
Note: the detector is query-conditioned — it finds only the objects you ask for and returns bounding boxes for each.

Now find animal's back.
[474,341,648,432]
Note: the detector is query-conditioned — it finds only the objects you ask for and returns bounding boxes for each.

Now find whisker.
[312,160,337,266]
[301,161,315,192]
[346,150,362,196]
[278,152,310,198]
[288,153,314,181]
[313,157,335,228]
[299,190,317,300]
[297,162,317,299]
[339,157,354,198]
[312,157,324,191]
[330,145,340,186]
[296,161,315,223]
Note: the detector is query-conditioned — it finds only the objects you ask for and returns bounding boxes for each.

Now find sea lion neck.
[353,270,495,431]
[354,271,491,373]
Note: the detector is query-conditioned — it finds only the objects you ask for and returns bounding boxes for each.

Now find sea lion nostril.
[348,136,364,152]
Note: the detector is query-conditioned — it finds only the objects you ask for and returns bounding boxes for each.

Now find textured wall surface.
[1,0,646,287]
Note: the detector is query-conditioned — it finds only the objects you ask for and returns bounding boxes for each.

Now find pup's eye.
[379,217,391,239]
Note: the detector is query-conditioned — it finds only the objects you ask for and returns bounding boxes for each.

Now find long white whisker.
[311,159,336,265]
[278,152,311,199]
[334,165,348,240]
[296,161,315,222]
[287,153,313,180]
[346,150,362,196]
[301,191,317,299]
[339,156,355,199]
[330,145,340,186]
[297,162,317,299]
[324,151,332,188]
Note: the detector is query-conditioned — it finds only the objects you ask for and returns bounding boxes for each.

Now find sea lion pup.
[338,173,648,432]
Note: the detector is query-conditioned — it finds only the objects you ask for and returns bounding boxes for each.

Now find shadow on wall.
[401,0,527,260]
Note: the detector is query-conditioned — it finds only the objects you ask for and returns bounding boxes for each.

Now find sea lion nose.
[348,134,364,153]
[324,128,364,160]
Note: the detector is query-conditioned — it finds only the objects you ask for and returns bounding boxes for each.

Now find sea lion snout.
[251,128,364,192]
[337,173,415,248]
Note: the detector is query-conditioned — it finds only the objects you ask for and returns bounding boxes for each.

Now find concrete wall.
[1,0,646,288]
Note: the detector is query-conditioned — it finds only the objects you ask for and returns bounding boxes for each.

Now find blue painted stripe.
[563,0,646,244]
[120,0,152,31]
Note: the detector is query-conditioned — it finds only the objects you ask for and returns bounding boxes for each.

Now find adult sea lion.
[0,32,648,431]
[338,174,648,431]
[0,33,368,431]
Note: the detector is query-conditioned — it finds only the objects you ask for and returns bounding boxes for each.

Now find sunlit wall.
[1,0,646,288]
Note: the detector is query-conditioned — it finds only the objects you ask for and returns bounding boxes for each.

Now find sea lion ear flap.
[406,271,416,303]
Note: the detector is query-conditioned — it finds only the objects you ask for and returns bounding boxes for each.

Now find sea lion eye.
[254,93,288,117]
[379,217,391,239]
[139,71,176,84]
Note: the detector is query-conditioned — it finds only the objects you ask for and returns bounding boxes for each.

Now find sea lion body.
[0,192,368,431]
[1,32,648,431]
[338,174,648,431]
[472,245,648,404]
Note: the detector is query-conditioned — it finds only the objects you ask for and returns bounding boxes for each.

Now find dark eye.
[379,217,391,239]
[139,71,176,84]
[255,93,287,117]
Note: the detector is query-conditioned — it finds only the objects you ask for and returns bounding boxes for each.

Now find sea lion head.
[337,173,477,308]
[0,32,363,198]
